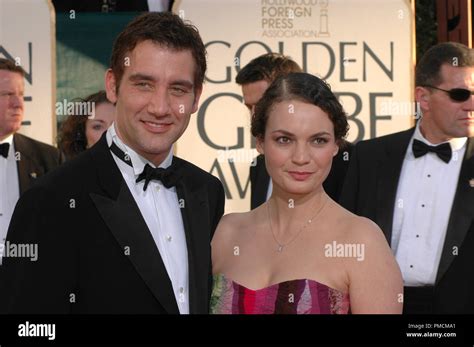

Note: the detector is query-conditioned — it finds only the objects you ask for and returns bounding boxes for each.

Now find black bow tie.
[412,139,452,163]
[136,163,180,191]
[109,141,180,191]
[0,143,10,158]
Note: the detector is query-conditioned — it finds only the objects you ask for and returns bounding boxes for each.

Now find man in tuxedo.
[0,58,64,262]
[236,53,352,208]
[340,42,474,313]
[0,12,225,314]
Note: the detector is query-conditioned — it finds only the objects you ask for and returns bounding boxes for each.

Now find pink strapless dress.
[210,273,350,314]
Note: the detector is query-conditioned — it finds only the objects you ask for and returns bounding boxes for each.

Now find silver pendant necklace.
[267,197,328,252]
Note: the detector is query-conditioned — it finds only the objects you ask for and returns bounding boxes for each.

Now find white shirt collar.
[0,134,15,159]
[413,121,467,153]
[0,134,14,146]
[106,123,173,177]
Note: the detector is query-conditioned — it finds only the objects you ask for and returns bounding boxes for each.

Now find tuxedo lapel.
[375,128,415,243]
[174,158,212,314]
[89,135,179,314]
[436,138,474,283]
[13,134,41,195]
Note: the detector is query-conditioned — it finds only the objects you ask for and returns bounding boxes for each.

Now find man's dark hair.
[109,12,206,91]
[235,53,302,85]
[415,42,473,87]
[0,58,26,77]
[252,72,348,146]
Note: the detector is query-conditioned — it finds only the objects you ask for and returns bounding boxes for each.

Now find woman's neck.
[267,185,328,239]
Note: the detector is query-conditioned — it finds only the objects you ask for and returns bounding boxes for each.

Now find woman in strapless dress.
[210,73,403,314]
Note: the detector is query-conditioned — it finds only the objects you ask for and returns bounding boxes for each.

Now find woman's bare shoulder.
[211,209,261,274]
[334,205,387,246]
[212,209,259,245]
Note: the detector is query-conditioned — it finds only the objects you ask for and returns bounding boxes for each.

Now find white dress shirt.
[391,123,466,286]
[106,124,189,313]
[0,134,20,263]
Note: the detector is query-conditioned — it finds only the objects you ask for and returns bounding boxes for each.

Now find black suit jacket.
[0,134,225,314]
[13,133,64,194]
[339,128,474,313]
[250,142,353,209]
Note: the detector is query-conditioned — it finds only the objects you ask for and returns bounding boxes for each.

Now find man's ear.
[105,69,118,104]
[415,86,430,113]
[256,135,265,155]
[191,85,203,114]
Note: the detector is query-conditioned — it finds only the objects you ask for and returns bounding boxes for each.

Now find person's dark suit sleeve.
[0,186,76,314]
[338,143,360,213]
[57,149,66,166]
[210,177,225,239]
[207,177,225,305]
[44,143,65,169]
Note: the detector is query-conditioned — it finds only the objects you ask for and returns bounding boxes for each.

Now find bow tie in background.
[412,139,452,163]
[0,143,10,158]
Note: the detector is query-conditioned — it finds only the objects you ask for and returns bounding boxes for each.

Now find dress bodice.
[210,273,350,314]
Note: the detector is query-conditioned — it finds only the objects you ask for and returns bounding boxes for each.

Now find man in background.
[236,53,352,208]
[340,42,474,313]
[0,58,64,263]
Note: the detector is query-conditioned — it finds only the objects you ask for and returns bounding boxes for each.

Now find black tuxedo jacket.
[250,142,353,209]
[0,134,225,314]
[13,133,64,194]
[339,128,474,313]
